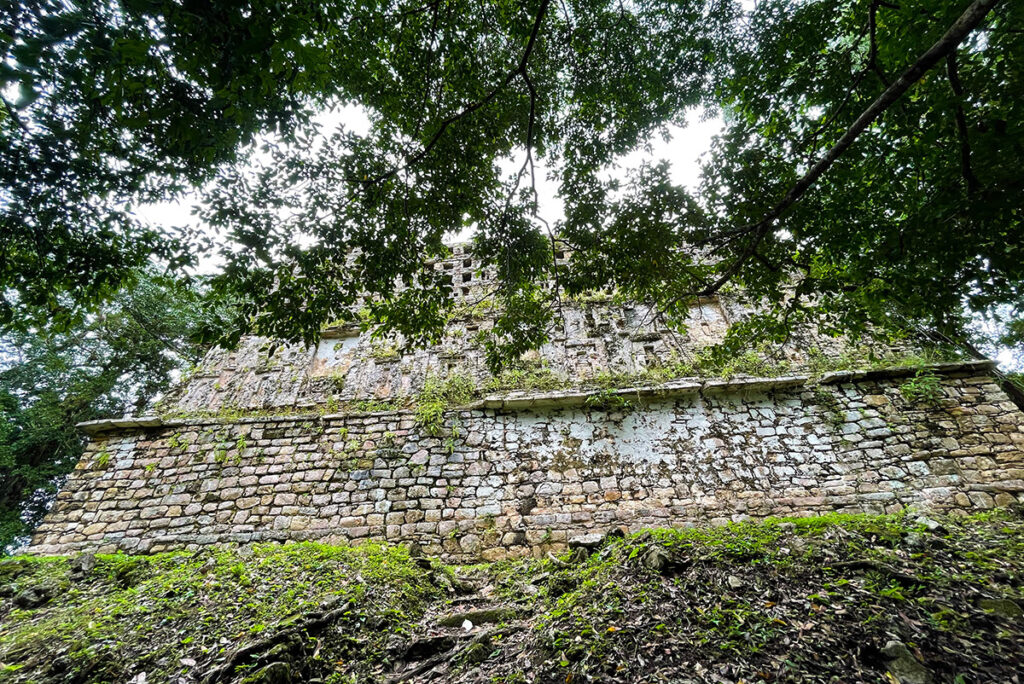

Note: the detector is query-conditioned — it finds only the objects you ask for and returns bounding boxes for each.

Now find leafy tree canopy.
[2,0,1021,368]
[0,271,216,549]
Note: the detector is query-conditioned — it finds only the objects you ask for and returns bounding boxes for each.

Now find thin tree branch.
[410,0,444,142]
[796,22,871,154]
[352,0,551,186]
[868,0,891,86]
[1,94,30,133]
[393,0,442,19]
[522,67,540,212]
[945,51,980,194]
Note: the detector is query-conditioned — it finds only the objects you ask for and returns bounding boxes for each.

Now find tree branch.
[1,94,30,133]
[868,0,891,86]
[354,0,551,186]
[796,23,871,154]
[945,51,980,194]
[694,0,1002,299]
[410,0,444,142]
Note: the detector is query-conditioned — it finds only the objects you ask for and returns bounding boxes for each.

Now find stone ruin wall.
[28,364,1024,561]
[24,246,1024,559]
[167,295,752,414]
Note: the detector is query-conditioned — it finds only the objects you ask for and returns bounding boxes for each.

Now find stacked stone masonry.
[29,366,1024,561]
[168,296,749,413]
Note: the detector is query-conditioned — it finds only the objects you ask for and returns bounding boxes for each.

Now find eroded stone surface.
[159,249,846,415]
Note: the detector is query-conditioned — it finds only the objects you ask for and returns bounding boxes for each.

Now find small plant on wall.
[166,433,190,452]
[94,451,111,469]
[900,369,944,406]
[584,388,634,411]
[415,372,475,437]
[811,385,845,430]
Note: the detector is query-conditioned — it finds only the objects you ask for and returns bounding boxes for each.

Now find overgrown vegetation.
[486,363,566,393]
[0,271,222,551]
[367,341,400,362]
[900,368,946,406]
[7,0,1020,373]
[350,399,403,414]
[491,511,1024,683]
[582,388,634,411]
[2,512,1023,683]
[447,298,499,322]
[414,373,475,437]
[159,398,404,423]
[158,345,965,430]
[483,343,963,396]
[0,542,443,683]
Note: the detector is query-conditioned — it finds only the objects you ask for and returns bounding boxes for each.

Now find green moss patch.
[1,542,442,683]
[472,511,1024,683]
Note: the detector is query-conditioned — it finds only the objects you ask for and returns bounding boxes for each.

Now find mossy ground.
[483,510,1024,683]
[0,543,441,683]
[3,511,1023,683]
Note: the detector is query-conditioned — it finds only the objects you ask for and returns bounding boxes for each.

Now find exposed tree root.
[200,598,353,684]
[389,626,525,684]
[829,559,920,586]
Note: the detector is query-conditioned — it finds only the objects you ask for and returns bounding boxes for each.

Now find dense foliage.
[2,0,1021,367]
[1,0,335,331]
[701,0,1023,354]
[0,272,214,549]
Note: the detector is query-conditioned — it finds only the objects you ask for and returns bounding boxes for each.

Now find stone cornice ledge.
[817,359,995,384]
[475,360,996,411]
[474,375,808,410]
[76,359,997,435]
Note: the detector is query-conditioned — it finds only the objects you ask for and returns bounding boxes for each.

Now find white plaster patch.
[517,402,694,467]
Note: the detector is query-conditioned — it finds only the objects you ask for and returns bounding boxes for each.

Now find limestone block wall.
[28,364,1024,561]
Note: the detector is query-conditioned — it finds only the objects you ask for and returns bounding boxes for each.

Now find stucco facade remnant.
[28,363,1024,561]
[160,244,848,415]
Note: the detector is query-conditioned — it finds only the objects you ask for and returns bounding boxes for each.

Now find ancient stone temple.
[27,245,1024,560]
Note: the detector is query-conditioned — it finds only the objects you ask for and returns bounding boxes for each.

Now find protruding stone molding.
[75,416,166,435]
[817,360,996,385]
[75,359,999,436]
[473,375,810,410]
[76,413,328,436]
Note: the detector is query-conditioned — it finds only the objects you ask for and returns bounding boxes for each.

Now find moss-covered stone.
[241,661,291,684]
[436,607,516,628]
[977,597,1023,619]
[882,640,932,684]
